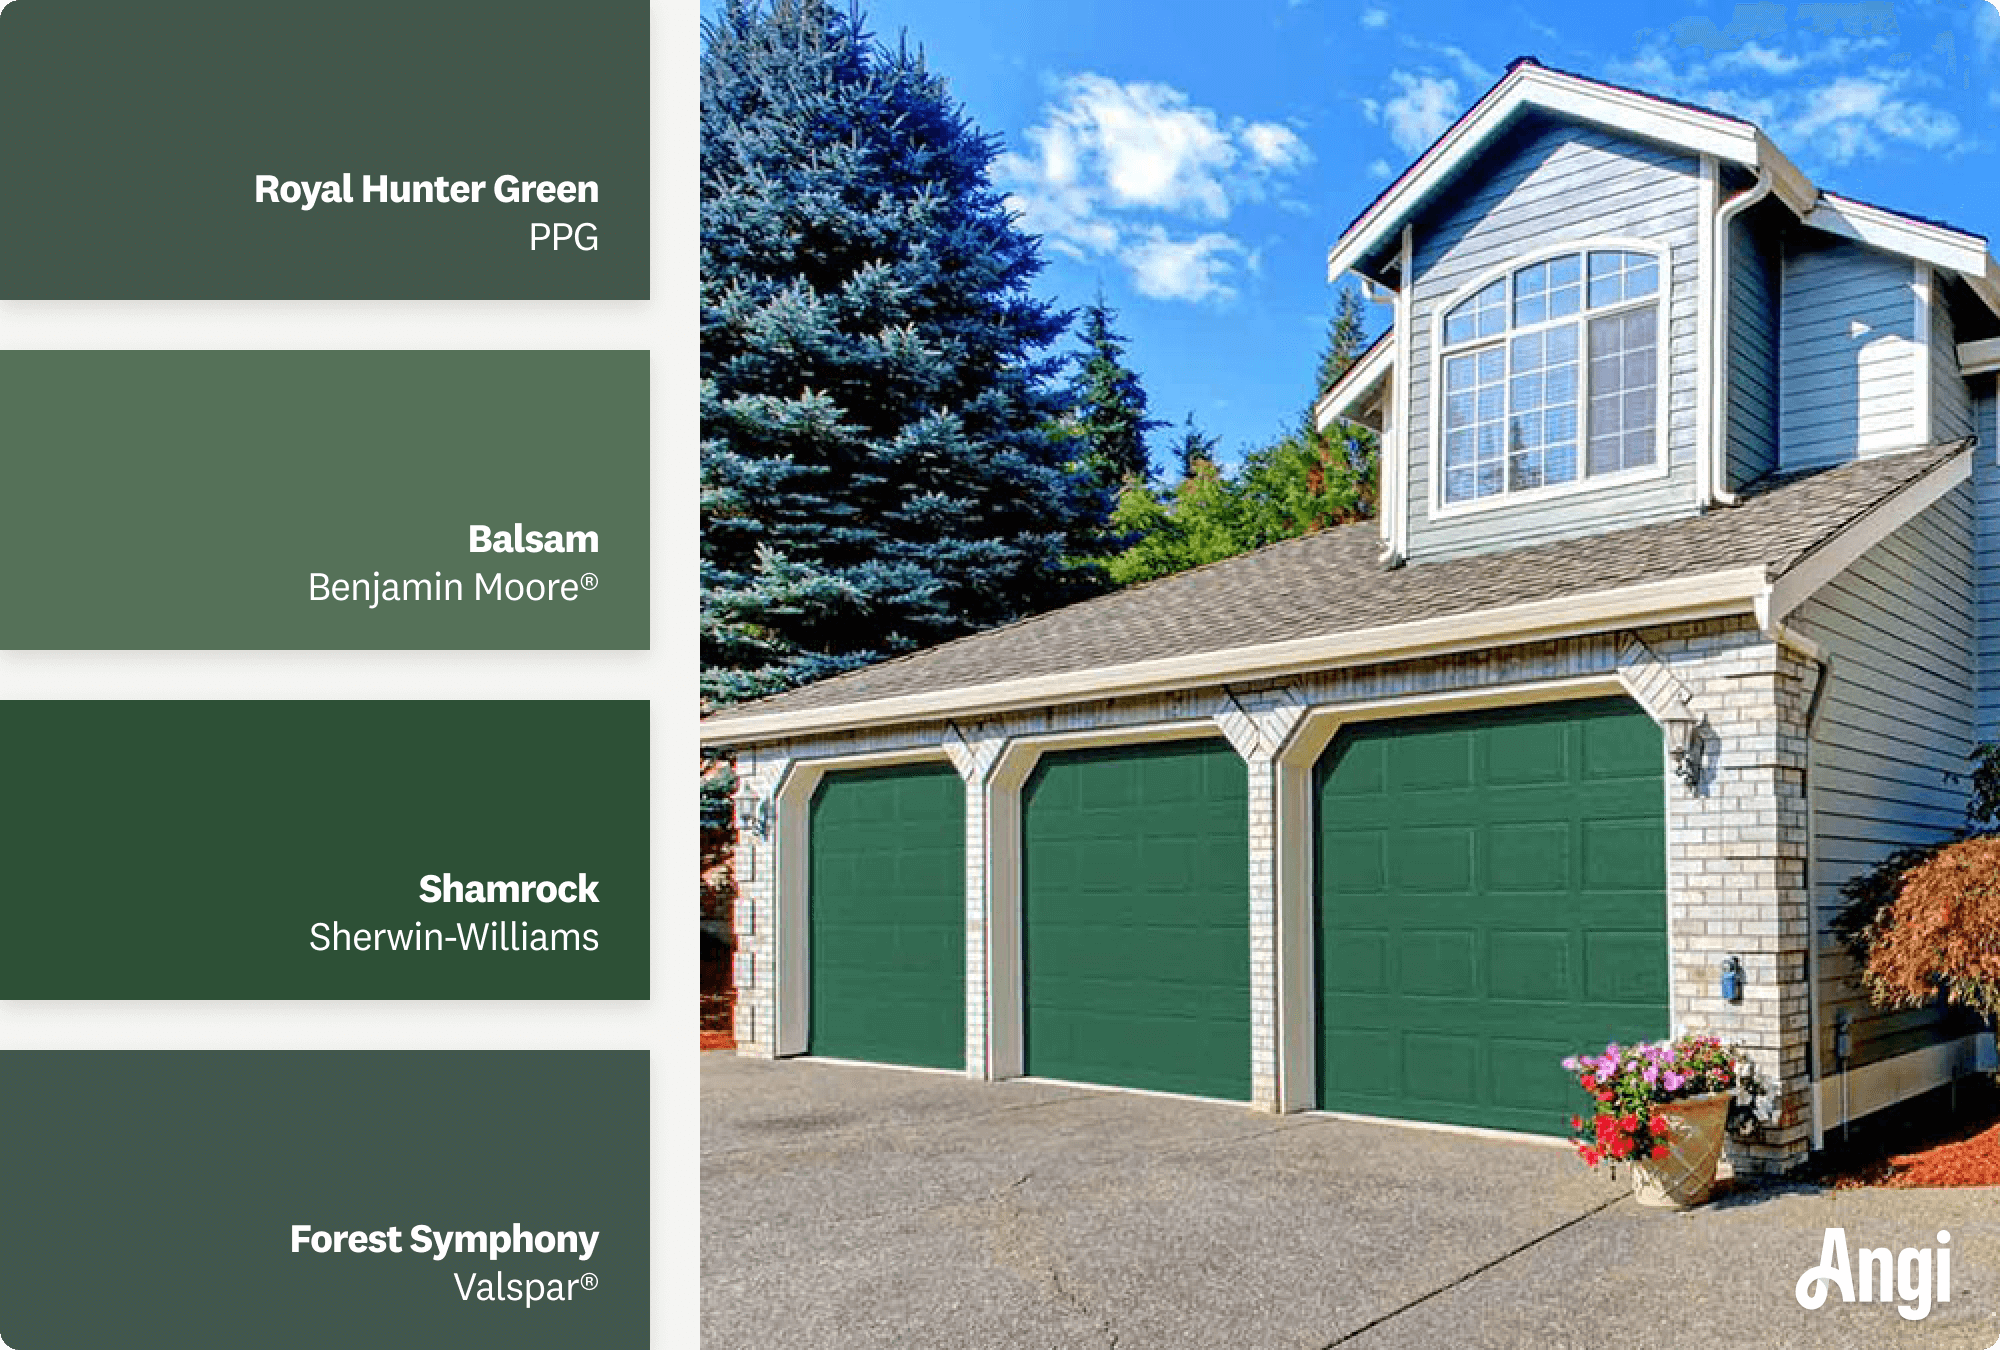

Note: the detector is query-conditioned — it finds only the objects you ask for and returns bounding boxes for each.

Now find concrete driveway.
[702,1055,2000,1349]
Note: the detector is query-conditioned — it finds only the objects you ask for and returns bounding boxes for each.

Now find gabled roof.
[701,442,1971,746]
[1327,59,2000,316]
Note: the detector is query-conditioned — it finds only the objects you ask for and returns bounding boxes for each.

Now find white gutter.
[699,566,1772,746]
[1707,166,1777,508]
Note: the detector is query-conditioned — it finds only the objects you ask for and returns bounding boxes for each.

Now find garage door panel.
[1316,698,1668,1134]
[809,763,966,1070]
[1024,739,1250,1101]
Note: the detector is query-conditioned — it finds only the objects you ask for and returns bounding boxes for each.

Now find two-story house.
[699,59,2000,1172]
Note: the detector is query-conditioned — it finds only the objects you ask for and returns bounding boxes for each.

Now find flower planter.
[1628,1091,1731,1209]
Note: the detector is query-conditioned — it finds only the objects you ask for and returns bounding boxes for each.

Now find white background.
[0,3,701,1344]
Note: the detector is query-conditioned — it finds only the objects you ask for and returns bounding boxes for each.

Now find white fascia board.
[699,566,1771,747]
[1762,446,1974,625]
[1752,131,1816,216]
[1325,65,1762,284]
[1961,336,2000,377]
[1313,338,1394,432]
[1803,193,1995,280]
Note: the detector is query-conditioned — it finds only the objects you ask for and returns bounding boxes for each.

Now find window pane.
[1510,450,1541,492]
[1590,394,1621,435]
[1477,385,1505,420]
[1511,330,1543,367]
[1623,388,1652,428]
[1547,323,1578,364]
[1549,254,1581,286]
[1546,442,1577,484]
[1546,284,1580,319]
[1446,391,1474,425]
[1545,402,1577,443]
[1546,364,1576,404]
[1511,374,1541,412]
[1588,251,1620,280]
[1444,314,1474,345]
[1515,294,1545,326]
[1512,413,1542,450]
[1625,429,1654,468]
[1477,460,1504,497]
[1626,261,1659,297]
[1478,347,1505,383]
[1515,262,1547,296]
[1587,434,1622,476]
[1446,467,1474,502]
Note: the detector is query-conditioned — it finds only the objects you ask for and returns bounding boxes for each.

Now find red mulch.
[1861,1122,2000,1189]
[701,1029,736,1052]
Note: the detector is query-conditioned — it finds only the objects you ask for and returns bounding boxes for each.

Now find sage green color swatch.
[1021,739,1250,1101]
[0,351,648,649]
[0,1052,648,1348]
[0,701,650,1000]
[1315,698,1669,1134]
[807,763,967,1069]
[0,0,647,298]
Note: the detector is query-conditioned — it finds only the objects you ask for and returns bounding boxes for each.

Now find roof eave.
[1313,337,1394,432]
[698,565,1772,749]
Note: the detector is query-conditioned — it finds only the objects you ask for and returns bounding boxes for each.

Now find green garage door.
[808,763,965,1069]
[1315,698,1667,1134]
[1022,739,1249,1100]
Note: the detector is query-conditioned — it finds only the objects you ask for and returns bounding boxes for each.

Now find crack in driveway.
[1315,1192,1628,1348]
[986,1170,1122,1350]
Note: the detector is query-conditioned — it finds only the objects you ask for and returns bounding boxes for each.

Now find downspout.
[1708,167,1778,507]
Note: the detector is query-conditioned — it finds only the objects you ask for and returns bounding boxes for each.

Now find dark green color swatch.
[0,1052,648,1349]
[1315,697,1668,1133]
[1022,738,1250,1100]
[807,763,966,1069]
[0,0,647,298]
[0,351,648,649]
[0,701,649,1000]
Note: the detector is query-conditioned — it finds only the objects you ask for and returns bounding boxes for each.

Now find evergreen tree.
[1066,293,1164,492]
[1171,413,1220,481]
[701,0,1101,706]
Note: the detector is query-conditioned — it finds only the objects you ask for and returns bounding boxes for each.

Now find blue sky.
[702,0,2000,467]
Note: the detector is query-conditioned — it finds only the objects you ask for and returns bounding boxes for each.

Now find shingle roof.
[705,444,1968,730]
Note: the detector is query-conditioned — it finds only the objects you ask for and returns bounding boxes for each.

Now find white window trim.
[1428,237,1673,521]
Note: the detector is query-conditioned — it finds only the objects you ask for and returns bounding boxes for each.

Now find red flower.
[1609,1137,1634,1159]
[1651,1144,1669,1160]
[1581,1075,1597,1091]
[1649,1115,1667,1134]
[1618,1114,1638,1132]
[1569,1115,1583,1131]
[1579,1145,1601,1166]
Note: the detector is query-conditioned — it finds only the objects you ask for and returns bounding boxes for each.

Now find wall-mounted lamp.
[1663,712,1703,790]
[734,785,771,839]
[1720,954,1743,1003]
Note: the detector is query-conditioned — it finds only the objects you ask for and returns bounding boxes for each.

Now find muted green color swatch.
[0,701,649,1000]
[1022,739,1250,1100]
[0,1052,648,1349]
[0,0,647,298]
[0,351,648,649]
[1315,697,1669,1134]
[808,763,966,1069]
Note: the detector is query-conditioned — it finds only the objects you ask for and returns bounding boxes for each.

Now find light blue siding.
[1779,236,1920,468]
[1403,118,1701,561]
[1972,382,2000,742]
[1792,487,1979,1075]
[1932,284,1976,443]
[1724,203,1781,490]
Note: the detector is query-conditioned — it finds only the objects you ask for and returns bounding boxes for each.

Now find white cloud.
[995,74,1311,304]
[1979,5,2000,60]
[1370,71,1460,155]
[1607,34,1964,169]
[1360,5,1389,28]
[1713,40,1802,76]
[1121,228,1244,303]
[1367,157,1393,177]
[1242,120,1312,170]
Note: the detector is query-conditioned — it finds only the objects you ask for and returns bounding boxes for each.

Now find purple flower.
[1662,1071,1684,1092]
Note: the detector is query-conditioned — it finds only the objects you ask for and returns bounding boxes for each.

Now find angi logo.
[1796,1227,1951,1321]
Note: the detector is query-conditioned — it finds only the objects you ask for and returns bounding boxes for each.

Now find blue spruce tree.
[701,0,1101,706]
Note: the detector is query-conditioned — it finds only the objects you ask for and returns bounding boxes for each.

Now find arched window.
[1436,247,1663,507]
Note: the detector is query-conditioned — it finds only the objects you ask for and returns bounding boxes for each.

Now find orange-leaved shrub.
[1844,834,2000,1021]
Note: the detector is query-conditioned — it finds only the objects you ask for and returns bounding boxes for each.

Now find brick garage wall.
[724,616,1817,1171]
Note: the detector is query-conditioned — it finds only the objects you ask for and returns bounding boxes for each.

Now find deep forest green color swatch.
[0,0,647,297]
[0,1052,648,1349]
[0,701,650,1000]
[0,351,648,649]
